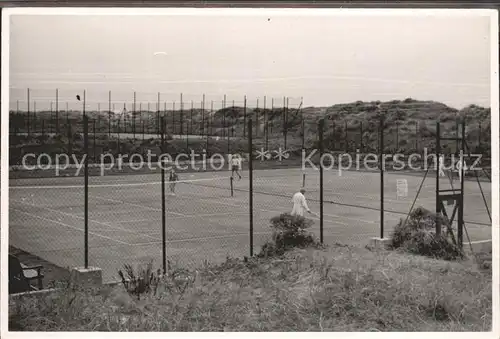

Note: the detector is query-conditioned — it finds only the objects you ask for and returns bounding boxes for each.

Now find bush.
[258,213,321,257]
[117,260,196,301]
[390,207,465,261]
[118,260,161,300]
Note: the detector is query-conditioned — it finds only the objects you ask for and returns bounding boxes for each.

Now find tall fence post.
[344,120,348,152]
[108,90,112,138]
[50,102,53,134]
[27,88,30,137]
[301,97,305,150]
[161,116,167,274]
[123,104,128,134]
[271,98,274,141]
[83,91,89,269]
[155,101,159,136]
[284,96,288,149]
[206,101,212,153]
[415,121,419,152]
[209,101,213,137]
[155,94,160,137]
[230,100,235,152]
[133,92,136,139]
[458,121,465,247]
[56,88,59,134]
[243,96,247,138]
[331,121,336,151]
[33,101,37,134]
[319,119,324,244]
[117,115,121,150]
[264,96,268,150]
[255,98,259,138]
[396,121,399,151]
[32,101,36,134]
[201,94,206,138]
[359,121,364,152]
[97,108,101,134]
[166,100,170,135]
[14,100,19,135]
[93,119,97,163]
[227,100,231,154]
[223,95,227,139]
[67,112,73,157]
[180,93,184,135]
[478,122,482,151]
[435,122,441,236]
[248,118,254,257]
[172,101,176,135]
[379,113,385,239]
[187,101,193,151]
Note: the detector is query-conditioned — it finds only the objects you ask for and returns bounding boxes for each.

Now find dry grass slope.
[9,245,491,331]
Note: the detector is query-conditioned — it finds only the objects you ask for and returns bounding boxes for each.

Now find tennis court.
[9,167,492,283]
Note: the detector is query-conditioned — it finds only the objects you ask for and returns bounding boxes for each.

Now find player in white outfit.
[438,154,446,177]
[291,188,312,217]
[230,154,242,180]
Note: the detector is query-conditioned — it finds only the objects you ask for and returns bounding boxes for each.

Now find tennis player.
[230,154,242,180]
[169,168,178,195]
[438,154,446,177]
[291,188,313,217]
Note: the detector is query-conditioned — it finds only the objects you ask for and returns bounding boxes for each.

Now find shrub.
[117,260,196,301]
[118,260,161,300]
[390,207,464,261]
[258,213,321,257]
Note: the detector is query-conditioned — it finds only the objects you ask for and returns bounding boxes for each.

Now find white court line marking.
[115,211,250,224]
[180,190,384,225]
[115,218,162,224]
[245,180,440,205]
[10,207,131,245]
[170,191,350,226]
[88,193,281,238]
[467,240,492,244]
[9,176,230,190]
[108,188,351,227]
[11,181,404,244]
[89,194,186,217]
[9,177,229,189]
[11,198,160,241]
[133,232,265,245]
[12,200,293,248]
[75,208,159,217]
[11,174,488,243]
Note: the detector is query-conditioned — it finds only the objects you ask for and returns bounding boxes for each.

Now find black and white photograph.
[1,7,499,335]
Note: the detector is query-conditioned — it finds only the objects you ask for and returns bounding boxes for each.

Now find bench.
[9,254,44,294]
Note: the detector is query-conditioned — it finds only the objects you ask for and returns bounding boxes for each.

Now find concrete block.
[70,267,103,289]
[369,237,391,250]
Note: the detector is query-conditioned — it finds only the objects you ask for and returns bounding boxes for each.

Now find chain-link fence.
[9,90,493,284]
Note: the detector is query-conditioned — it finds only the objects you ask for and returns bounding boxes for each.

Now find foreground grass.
[9,245,491,331]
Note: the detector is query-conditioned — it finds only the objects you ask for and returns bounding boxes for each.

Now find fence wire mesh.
[8,89,493,284]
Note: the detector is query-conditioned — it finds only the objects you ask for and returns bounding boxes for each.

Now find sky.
[7,11,493,111]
